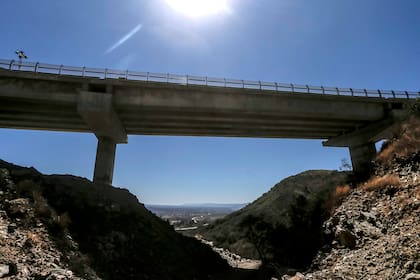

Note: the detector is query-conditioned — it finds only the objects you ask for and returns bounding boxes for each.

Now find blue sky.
[0,0,419,204]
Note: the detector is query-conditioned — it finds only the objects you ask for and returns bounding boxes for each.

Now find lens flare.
[165,0,230,18]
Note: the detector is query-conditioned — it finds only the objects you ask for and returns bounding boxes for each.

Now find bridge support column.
[77,90,127,186]
[93,137,117,185]
[349,142,376,178]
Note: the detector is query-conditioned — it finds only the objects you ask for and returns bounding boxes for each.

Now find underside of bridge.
[0,69,416,184]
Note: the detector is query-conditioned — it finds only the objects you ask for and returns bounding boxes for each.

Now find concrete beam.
[78,91,127,143]
[349,142,377,177]
[322,115,400,147]
[93,137,116,185]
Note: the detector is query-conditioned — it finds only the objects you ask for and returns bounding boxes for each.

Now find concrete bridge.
[0,59,418,184]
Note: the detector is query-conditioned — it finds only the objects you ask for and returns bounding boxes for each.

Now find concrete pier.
[93,137,117,185]
[349,142,377,177]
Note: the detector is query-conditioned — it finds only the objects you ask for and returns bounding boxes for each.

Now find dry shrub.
[324,184,351,214]
[32,191,51,217]
[56,212,72,228]
[377,116,420,164]
[26,232,45,248]
[361,174,400,191]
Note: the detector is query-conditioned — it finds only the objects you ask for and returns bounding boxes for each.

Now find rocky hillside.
[0,160,231,280]
[283,115,420,280]
[201,170,350,271]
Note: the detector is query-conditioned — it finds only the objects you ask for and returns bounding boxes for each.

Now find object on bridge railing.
[0,59,418,99]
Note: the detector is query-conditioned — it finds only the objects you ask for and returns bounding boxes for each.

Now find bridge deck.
[1,59,417,183]
[0,59,417,140]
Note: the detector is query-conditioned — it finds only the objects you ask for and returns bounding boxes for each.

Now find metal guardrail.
[0,59,418,99]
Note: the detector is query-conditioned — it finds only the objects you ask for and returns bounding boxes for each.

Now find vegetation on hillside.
[201,170,350,272]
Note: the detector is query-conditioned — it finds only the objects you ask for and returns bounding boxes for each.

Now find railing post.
[8,60,15,70]
[82,66,85,77]
[350,88,354,96]
[146,72,149,82]
[291,83,294,92]
[167,73,169,83]
[364,89,368,97]
[224,78,227,87]
[336,87,340,95]
[306,85,309,93]
[59,65,63,75]
[275,82,278,91]
[104,68,108,79]
[205,76,208,86]
[391,90,396,98]
[259,81,261,90]
[34,62,39,73]
[186,75,189,86]
[405,91,409,98]
[125,70,128,79]
[377,89,382,98]
[321,86,325,94]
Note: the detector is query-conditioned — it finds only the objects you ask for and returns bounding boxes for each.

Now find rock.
[0,263,17,278]
[405,273,420,280]
[0,264,9,278]
[5,198,30,217]
[336,228,357,249]
[45,268,73,280]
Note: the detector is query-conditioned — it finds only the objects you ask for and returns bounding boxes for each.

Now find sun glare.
[165,0,230,18]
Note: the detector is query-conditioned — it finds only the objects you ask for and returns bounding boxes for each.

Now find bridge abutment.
[93,137,117,185]
[349,142,377,178]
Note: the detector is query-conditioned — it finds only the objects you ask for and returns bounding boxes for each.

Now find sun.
[165,0,230,18]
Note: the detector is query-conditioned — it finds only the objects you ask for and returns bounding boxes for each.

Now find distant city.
[146,203,247,232]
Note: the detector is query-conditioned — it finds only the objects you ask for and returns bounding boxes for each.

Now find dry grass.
[361,174,400,191]
[377,116,420,164]
[324,184,352,214]
[335,185,351,197]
